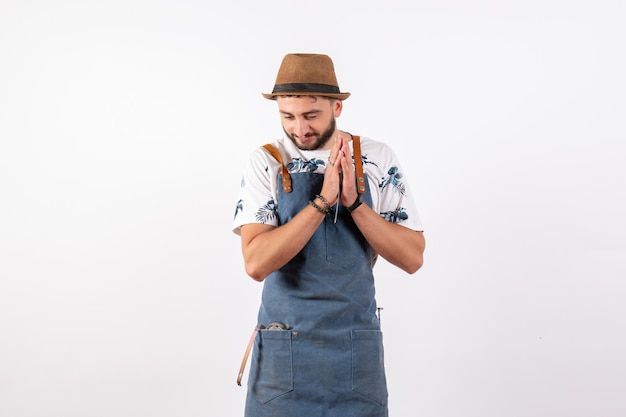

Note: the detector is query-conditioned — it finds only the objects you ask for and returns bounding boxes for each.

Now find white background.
[1,1,625,416]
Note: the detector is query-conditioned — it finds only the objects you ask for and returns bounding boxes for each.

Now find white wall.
[1,1,624,416]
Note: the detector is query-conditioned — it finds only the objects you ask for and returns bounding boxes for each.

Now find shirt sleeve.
[232,146,281,235]
[366,140,424,232]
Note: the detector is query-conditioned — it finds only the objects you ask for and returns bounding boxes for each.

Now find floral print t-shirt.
[232,135,423,234]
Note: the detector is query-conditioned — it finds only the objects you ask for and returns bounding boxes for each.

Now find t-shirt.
[233,135,423,234]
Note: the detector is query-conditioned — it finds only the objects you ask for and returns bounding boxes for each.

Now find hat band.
[272,82,341,95]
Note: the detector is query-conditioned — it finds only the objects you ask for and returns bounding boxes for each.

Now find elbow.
[404,232,425,274]
[405,258,423,275]
[244,262,268,282]
[404,253,424,275]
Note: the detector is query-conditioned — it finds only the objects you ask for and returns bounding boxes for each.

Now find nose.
[294,118,309,138]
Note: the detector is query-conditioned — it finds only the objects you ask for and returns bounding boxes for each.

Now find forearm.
[241,201,328,281]
[350,204,425,274]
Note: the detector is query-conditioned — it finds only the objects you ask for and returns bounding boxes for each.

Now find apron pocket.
[325,219,368,269]
[249,329,294,404]
[351,330,388,405]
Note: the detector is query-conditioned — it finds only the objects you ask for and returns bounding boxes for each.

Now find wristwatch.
[346,194,363,213]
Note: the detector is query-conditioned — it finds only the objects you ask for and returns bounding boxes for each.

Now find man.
[233,53,425,417]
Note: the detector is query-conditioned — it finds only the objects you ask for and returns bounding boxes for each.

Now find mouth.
[294,133,316,143]
[289,132,320,150]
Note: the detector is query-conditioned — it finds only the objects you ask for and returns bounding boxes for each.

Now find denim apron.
[244,138,389,417]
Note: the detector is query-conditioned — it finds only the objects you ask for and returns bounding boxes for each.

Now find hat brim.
[262,91,350,100]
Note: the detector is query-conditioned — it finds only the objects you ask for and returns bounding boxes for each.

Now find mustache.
[292,132,317,139]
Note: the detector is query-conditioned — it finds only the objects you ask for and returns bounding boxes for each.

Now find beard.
[284,117,336,151]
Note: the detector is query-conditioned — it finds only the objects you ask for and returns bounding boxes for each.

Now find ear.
[333,99,343,117]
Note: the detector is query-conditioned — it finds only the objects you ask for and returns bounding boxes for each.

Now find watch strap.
[346,194,363,213]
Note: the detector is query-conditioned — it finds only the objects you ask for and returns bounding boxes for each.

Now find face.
[277,96,342,151]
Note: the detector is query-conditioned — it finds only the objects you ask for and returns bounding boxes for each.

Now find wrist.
[346,194,364,213]
[309,199,330,215]
[315,194,333,211]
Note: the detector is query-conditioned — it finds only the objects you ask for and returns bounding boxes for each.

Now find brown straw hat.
[262,53,350,100]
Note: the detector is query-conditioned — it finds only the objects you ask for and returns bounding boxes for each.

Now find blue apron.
[244,138,389,417]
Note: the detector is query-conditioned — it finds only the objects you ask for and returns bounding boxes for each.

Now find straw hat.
[262,53,350,100]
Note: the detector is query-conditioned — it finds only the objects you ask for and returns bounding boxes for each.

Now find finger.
[339,151,357,202]
[337,135,347,154]
[340,151,353,180]
[328,137,341,168]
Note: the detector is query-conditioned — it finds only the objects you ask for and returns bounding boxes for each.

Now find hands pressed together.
[320,135,359,208]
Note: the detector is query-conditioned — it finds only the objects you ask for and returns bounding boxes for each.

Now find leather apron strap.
[262,144,292,193]
[352,136,366,195]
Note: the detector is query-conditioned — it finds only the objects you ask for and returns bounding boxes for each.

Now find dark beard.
[284,118,336,151]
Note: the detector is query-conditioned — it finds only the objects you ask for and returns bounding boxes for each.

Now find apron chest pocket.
[249,329,294,403]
